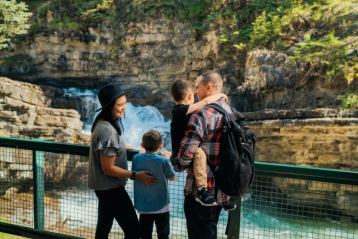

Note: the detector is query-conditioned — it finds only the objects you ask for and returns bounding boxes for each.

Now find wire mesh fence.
[240,176,358,239]
[0,147,33,229]
[0,139,357,239]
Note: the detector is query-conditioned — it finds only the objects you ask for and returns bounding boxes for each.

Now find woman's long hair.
[91,101,123,135]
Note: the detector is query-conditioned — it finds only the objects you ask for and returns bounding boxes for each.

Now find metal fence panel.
[0,137,357,239]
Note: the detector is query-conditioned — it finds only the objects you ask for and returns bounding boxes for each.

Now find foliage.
[222,0,357,83]
[81,0,114,23]
[28,0,212,33]
[126,0,357,84]
[117,0,213,32]
[338,92,358,109]
[0,233,26,239]
[27,0,114,33]
[0,0,32,49]
[291,32,353,82]
[0,216,24,238]
[249,11,282,48]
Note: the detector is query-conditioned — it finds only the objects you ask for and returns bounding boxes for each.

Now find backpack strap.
[230,106,246,121]
[207,103,229,116]
[207,103,244,122]
[207,103,249,125]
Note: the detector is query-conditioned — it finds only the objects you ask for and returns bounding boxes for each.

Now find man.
[175,70,232,239]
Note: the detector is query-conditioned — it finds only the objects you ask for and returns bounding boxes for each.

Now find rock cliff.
[246,109,358,170]
[0,77,87,143]
[0,77,88,191]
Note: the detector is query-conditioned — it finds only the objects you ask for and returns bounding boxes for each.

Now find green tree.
[0,0,32,50]
[291,32,354,82]
[338,92,358,109]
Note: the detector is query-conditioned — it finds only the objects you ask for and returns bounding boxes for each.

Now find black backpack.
[208,103,256,197]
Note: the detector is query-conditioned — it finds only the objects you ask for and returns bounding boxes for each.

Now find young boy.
[132,129,175,239]
[170,79,227,207]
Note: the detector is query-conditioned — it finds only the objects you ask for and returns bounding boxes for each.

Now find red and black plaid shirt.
[176,99,231,197]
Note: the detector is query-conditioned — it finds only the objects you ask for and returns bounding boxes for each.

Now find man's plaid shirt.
[176,98,231,198]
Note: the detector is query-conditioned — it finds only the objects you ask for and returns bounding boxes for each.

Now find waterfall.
[122,103,171,150]
[63,88,171,150]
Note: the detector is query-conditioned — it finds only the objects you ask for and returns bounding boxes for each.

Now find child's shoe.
[223,201,237,211]
[195,188,218,206]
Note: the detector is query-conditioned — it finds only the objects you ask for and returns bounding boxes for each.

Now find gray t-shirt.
[88,119,128,190]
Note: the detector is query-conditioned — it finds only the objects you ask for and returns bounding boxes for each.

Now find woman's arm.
[100,156,156,184]
[186,93,227,114]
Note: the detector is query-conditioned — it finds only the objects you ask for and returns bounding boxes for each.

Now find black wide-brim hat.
[96,83,126,111]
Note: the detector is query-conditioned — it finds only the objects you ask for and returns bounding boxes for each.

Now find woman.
[88,83,156,239]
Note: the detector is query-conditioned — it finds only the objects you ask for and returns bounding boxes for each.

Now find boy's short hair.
[171,79,192,102]
[142,130,162,152]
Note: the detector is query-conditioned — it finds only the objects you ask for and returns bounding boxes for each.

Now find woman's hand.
[136,171,156,185]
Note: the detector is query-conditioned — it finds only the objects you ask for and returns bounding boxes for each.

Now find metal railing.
[0,137,357,239]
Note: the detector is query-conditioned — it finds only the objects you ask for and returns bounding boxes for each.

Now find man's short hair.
[198,70,223,91]
[142,130,162,152]
[171,79,192,102]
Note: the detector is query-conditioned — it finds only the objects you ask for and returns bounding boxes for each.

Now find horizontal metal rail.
[1,136,356,184]
[0,136,139,160]
[256,162,358,185]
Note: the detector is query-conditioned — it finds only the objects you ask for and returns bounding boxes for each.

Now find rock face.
[0,20,227,117]
[246,109,358,170]
[0,77,89,189]
[0,77,86,143]
[1,19,356,113]
[0,20,219,89]
[235,49,357,111]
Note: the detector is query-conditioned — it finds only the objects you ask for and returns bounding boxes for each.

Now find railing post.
[227,197,241,239]
[32,150,45,230]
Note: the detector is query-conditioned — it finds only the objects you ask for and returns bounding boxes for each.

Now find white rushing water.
[122,103,171,150]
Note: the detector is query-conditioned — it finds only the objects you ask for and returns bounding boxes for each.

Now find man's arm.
[177,112,207,168]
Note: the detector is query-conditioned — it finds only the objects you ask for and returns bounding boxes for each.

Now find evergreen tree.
[0,0,31,50]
